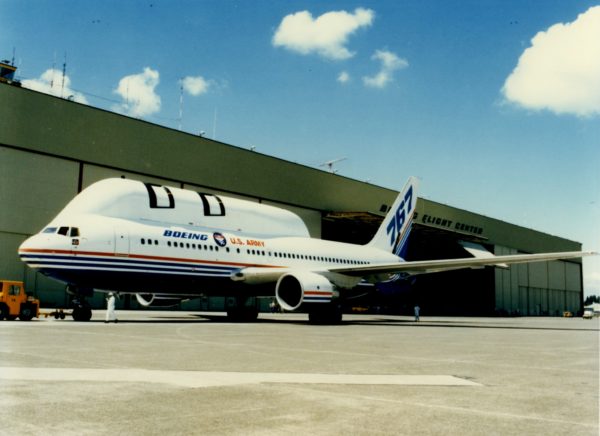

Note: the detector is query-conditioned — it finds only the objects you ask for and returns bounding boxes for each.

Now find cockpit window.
[53,227,81,237]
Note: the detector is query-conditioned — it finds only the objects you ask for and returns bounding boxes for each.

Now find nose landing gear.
[67,285,93,322]
[71,298,92,321]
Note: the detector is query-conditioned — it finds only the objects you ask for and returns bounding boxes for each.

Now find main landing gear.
[226,296,259,322]
[308,303,343,325]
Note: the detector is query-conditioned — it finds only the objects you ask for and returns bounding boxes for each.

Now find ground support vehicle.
[0,280,39,321]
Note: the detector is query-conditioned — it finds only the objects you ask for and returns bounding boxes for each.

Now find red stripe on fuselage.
[18,248,283,270]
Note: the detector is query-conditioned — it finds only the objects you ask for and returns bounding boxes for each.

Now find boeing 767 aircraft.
[18,177,593,323]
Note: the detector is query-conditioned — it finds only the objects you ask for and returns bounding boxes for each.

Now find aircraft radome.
[18,177,594,323]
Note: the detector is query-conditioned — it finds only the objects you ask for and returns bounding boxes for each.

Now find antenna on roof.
[61,52,67,98]
[319,157,347,174]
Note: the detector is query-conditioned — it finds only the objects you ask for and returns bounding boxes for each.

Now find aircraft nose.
[19,235,39,251]
[18,234,39,257]
[19,235,33,252]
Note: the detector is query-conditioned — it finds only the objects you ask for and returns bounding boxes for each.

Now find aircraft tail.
[367,176,419,258]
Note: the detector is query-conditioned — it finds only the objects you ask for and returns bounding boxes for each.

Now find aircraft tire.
[226,307,259,322]
[308,304,343,325]
[72,306,92,322]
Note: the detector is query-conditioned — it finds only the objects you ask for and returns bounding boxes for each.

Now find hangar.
[0,80,584,316]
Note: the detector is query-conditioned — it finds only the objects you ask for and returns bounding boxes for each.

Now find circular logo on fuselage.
[213,232,227,247]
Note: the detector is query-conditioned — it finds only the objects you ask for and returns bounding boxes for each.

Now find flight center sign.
[413,212,484,236]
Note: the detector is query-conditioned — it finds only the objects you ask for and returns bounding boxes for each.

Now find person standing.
[414,305,420,322]
[105,293,118,323]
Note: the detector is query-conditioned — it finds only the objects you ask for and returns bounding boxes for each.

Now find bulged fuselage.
[18,178,398,296]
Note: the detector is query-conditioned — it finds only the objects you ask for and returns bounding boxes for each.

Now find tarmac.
[1,311,598,435]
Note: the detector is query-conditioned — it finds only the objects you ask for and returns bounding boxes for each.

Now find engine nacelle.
[275,272,338,311]
[135,293,185,308]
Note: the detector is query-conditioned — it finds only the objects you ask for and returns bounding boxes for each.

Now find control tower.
[0,60,20,86]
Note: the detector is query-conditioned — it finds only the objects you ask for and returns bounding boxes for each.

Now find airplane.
[18,177,594,323]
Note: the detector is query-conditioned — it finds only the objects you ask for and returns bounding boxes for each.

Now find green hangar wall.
[0,83,584,315]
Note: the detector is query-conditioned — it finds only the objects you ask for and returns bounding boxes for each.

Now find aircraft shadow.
[82,313,599,332]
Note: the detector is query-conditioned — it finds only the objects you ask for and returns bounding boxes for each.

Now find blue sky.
[2,1,599,294]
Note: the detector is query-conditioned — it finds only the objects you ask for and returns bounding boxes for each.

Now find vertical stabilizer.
[367,177,419,258]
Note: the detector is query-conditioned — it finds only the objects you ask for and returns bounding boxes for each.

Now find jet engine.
[135,293,186,308]
[275,272,337,311]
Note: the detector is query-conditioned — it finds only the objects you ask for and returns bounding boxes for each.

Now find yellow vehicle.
[0,280,39,321]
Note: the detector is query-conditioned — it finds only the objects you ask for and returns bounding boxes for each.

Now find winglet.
[367,177,419,258]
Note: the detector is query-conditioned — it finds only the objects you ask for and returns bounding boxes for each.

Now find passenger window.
[141,239,146,245]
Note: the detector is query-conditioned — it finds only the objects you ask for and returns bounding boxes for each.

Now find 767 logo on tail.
[386,185,414,251]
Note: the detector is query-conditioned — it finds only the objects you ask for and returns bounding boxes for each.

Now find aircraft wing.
[232,251,595,284]
[329,251,595,276]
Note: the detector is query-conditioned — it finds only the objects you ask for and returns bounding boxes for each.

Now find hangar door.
[322,214,496,316]
[403,225,496,316]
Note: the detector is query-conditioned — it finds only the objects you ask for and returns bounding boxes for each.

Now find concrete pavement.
[1,311,598,435]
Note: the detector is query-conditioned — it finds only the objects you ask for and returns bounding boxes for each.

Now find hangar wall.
[0,83,584,315]
[410,200,583,315]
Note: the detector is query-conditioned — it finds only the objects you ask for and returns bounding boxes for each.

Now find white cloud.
[113,67,161,118]
[21,69,88,104]
[502,6,600,117]
[182,75,210,96]
[363,49,408,89]
[273,8,374,60]
[337,71,350,84]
